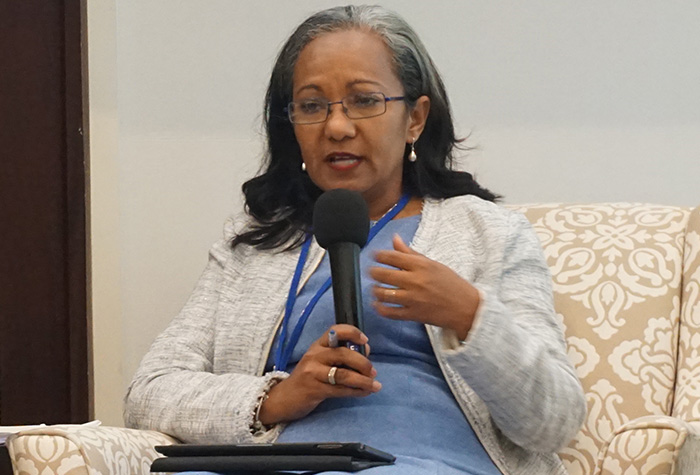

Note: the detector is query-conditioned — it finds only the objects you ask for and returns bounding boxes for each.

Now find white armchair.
[6,203,700,474]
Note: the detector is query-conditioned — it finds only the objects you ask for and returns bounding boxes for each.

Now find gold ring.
[328,366,338,385]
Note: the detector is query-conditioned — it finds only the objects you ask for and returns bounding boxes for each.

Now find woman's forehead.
[292,29,401,95]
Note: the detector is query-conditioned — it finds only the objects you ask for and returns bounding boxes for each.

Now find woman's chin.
[314,178,367,195]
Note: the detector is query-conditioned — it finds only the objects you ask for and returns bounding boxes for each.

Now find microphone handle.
[328,241,365,356]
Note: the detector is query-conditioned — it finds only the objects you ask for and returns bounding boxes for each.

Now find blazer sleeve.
[123,218,288,444]
[439,211,586,453]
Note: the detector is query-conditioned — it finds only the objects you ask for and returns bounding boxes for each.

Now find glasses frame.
[286,92,405,125]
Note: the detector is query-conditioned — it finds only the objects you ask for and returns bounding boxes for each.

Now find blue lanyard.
[273,193,411,372]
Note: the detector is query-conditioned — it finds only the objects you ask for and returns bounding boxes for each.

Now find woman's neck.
[395,196,423,219]
[368,194,422,221]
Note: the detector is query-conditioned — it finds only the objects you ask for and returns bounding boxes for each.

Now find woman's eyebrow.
[294,84,322,96]
[347,79,383,88]
[295,79,385,96]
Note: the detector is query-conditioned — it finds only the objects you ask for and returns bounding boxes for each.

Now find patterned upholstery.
[674,207,700,423]
[509,203,700,474]
[6,203,700,474]
[6,426,177,475]
[597,416,700,474]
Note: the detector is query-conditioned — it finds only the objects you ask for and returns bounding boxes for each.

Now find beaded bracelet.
[250,391,274,434]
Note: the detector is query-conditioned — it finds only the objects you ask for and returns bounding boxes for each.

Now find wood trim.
[64,0,90,422]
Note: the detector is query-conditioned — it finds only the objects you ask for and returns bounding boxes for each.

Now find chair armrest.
[595,415,700,474]
[6,425,179,475]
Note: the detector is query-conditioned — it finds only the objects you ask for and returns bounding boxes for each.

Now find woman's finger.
[323,365,381,393]
[373,249,419,270]
[371,285,406,305]
[368,265,412,288]
[320,346,374,377]
[391,234,419,254]
[318,324,368,348]
[373,234,424,269]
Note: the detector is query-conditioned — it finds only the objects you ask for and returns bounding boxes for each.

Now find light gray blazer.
[124,195,585,475]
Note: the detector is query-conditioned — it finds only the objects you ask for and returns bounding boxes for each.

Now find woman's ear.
[407,95,430,140]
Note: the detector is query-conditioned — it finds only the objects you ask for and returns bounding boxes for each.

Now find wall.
[88,0,700,425]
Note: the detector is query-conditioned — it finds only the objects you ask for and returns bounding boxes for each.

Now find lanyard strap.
[273,193,411,371]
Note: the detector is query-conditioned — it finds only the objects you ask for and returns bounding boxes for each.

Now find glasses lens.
[344,92,386,119]
[289,99,328,124]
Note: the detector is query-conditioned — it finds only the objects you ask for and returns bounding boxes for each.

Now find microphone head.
[313,189,370,249]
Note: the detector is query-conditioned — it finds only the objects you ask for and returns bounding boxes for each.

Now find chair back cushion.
[510,203,691,474]
[673,206,700,422]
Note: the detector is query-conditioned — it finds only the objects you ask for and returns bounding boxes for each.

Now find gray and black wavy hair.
[233,5,497,250]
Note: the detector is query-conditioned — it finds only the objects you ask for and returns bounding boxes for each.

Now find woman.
[125,5,585,474]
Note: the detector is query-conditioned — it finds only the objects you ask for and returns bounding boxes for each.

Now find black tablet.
[154,441,395,463]
[150,454,391,473]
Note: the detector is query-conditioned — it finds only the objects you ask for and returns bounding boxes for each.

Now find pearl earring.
[301,162,306,172]
[408,139,418,162]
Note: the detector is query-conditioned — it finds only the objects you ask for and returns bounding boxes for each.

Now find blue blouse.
[260,215,501,475]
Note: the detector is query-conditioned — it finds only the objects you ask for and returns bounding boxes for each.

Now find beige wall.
[87,0,122,425]
[88,0,700,425]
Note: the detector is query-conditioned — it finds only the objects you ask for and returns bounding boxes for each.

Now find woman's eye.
[299,101,323,114]
[351,94,380,108]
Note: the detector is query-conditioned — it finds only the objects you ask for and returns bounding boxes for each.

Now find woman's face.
[292,29,429,219]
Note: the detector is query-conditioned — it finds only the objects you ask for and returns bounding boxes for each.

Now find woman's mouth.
[326,153,362,171]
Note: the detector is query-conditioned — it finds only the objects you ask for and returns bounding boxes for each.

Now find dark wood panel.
[0,0,88,425]
[0,445,11,475]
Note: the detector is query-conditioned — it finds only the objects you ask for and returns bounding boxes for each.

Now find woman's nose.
[324,104,356,141]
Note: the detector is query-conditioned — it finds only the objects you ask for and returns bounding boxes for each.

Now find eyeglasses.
[286,92,405,125]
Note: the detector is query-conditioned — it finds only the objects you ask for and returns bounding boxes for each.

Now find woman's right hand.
[258,324,381,426]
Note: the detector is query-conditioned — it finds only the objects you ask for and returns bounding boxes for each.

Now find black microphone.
[313,189,370,355]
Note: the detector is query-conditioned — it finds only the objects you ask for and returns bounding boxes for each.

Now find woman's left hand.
[370,234,480,340]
